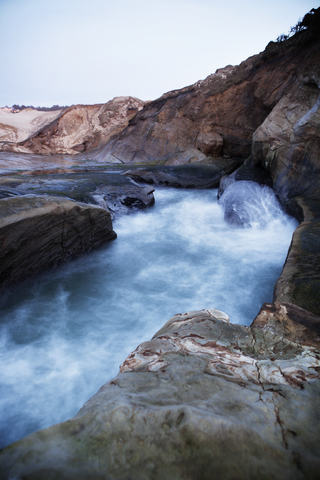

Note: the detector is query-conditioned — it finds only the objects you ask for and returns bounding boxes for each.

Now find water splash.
[218,181,286,228]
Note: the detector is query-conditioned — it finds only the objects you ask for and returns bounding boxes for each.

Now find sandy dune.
[0,108,63,144]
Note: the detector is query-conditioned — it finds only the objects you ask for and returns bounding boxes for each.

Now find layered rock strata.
[0,195,116,289]
[0,305,319,479]
[0,97,144,155]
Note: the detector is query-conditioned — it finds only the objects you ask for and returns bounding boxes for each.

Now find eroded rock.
[122,159,241,188]
[90,33,319,167]
[0,97,145,155]
[0,195,116,289]
[0,170,155,218]
[0,306,319,479]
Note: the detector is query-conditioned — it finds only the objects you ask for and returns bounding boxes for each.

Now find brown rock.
[0,195,116,288]
[0,306,319,479]
[195,129,223,155]
[93,37,320,166]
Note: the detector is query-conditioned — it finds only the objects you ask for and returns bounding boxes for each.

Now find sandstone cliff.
[213,18,320,316]
[91,29,319,166]
[0,97,144,155]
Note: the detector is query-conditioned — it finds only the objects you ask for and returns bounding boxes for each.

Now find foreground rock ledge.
[1,304,319,480]
[0,195,116,288]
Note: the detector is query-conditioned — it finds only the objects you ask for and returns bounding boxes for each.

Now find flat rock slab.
[122,160,241,188]
[0,171,155,218]
[0,195,116,289]
[1,304,319,479]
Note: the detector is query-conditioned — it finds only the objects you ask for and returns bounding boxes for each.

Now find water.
[0,185,298,448]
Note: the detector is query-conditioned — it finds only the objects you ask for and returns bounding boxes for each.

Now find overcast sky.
[0,0,316,107]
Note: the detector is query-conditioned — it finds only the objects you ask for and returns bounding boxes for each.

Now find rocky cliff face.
[0,97,144,155]
[0,195,116,288]
[91,34,319,166]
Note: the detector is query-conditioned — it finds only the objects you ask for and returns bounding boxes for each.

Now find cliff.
[0,96,145,155]
[91,26,320,167]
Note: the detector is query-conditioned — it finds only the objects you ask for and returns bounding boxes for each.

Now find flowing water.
[0,184,298,448]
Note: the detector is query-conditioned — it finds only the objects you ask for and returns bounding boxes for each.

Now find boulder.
[0,195,116,289]
[0,305,319,479]
[195,129,223,156]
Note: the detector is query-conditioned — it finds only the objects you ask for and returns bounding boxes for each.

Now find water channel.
[0,184,298,448]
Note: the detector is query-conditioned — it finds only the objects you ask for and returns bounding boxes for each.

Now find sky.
[0,0,317,107]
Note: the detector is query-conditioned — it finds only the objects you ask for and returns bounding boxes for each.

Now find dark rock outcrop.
[0,305,319,479]
[122,158,241,188]
[214,14,320,316]
[0,195,116,289]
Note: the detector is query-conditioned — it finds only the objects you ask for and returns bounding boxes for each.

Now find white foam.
[0,185,298,447]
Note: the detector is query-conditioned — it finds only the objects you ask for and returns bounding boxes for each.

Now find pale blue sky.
[0,0,316,106]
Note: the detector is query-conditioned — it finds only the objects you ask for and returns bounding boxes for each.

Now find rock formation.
[0,108,63,147]
[0,195,116,289]
[1,8,320,479]
[214,19,320,316]
[0,97,145,155]
[0,170,155,219]
[122,159,241,188]
[90,24,319,167]
[1,305,319,479]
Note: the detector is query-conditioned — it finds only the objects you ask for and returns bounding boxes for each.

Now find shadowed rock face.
[0,306,319,479]
[122,159,242,188]
[212,20,320,315]
[251,72,320,313]
[0,97,145,155]
[0,195,116,289]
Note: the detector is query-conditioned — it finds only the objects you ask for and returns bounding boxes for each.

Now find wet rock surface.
[0,195,116,289]
[0,306,319,479]
[273,208,320,316]
[122,159,241,188]
[0,170,155,219]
